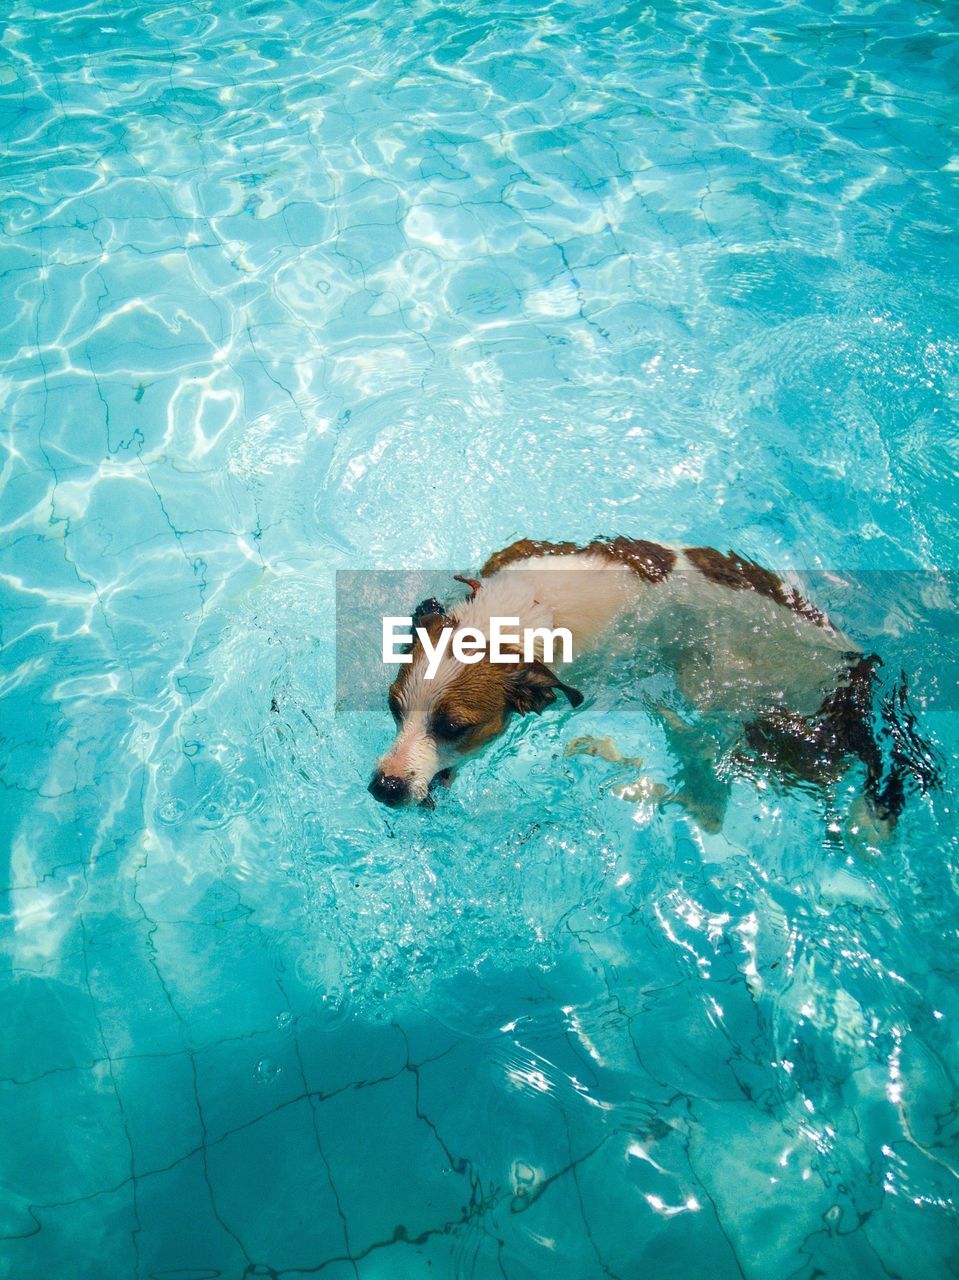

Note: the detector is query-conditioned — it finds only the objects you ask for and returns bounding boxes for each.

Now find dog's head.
[368,595,583,808]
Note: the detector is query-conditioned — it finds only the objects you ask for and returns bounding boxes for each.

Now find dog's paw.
[843,793,896,859]
[565,735,644,768]
[610,776,668,804]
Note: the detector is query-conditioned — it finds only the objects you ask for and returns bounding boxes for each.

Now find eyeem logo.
[383,617,573,680]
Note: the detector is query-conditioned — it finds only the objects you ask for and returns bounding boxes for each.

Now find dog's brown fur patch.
[685,546,830,629]
[389,620,514,755]
[480,538,583,576]
[389,612,449,706]
[435,662,512,753]
[389,627,578,756]
[739,655,881,791]
[594,536,676,583]
[481,536,676,583]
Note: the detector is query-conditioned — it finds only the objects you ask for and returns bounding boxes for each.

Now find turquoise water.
[2,0,959,1275]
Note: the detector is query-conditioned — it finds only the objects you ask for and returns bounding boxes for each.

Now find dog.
[368,537,938,836]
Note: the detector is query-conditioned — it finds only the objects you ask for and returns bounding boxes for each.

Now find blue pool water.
[2,0,959,1275]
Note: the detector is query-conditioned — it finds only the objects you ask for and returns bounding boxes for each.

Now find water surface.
[1,0,958,1276]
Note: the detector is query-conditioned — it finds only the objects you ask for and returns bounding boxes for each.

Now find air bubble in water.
[254,1057,280,1083]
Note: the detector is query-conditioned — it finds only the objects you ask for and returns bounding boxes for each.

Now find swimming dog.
[368,537,937,833]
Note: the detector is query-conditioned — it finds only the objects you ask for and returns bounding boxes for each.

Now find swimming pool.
[1,0,958,1274]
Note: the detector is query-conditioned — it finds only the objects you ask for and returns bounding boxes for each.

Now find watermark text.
[383,616,573,679]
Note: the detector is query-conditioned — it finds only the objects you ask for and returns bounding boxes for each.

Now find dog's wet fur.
[369,536,939,833]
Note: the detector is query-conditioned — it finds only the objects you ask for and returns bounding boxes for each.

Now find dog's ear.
[506,660,584,715]
[412,596,446,627]
[401,598,448,655]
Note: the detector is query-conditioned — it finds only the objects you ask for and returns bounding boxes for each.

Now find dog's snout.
[368,771,411,807]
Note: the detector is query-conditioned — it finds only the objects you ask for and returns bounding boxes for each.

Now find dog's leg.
[565,725,730,832]
[843,792,896,859]
[654,704,731,834]
[564,736,669,804]
[565,735,644,768]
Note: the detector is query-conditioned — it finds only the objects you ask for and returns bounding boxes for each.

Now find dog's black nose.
[368,771,410,807]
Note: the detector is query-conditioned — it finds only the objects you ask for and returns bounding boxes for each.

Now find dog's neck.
[451,559,644,660]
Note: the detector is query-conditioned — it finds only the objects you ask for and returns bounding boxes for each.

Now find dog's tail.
[863,668,943,823]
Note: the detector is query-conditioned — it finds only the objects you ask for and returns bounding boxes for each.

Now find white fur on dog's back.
[491,546,859,721]
[472,551,648,654]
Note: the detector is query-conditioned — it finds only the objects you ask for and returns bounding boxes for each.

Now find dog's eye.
[388,692,403,723]
[431,712,469,741]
